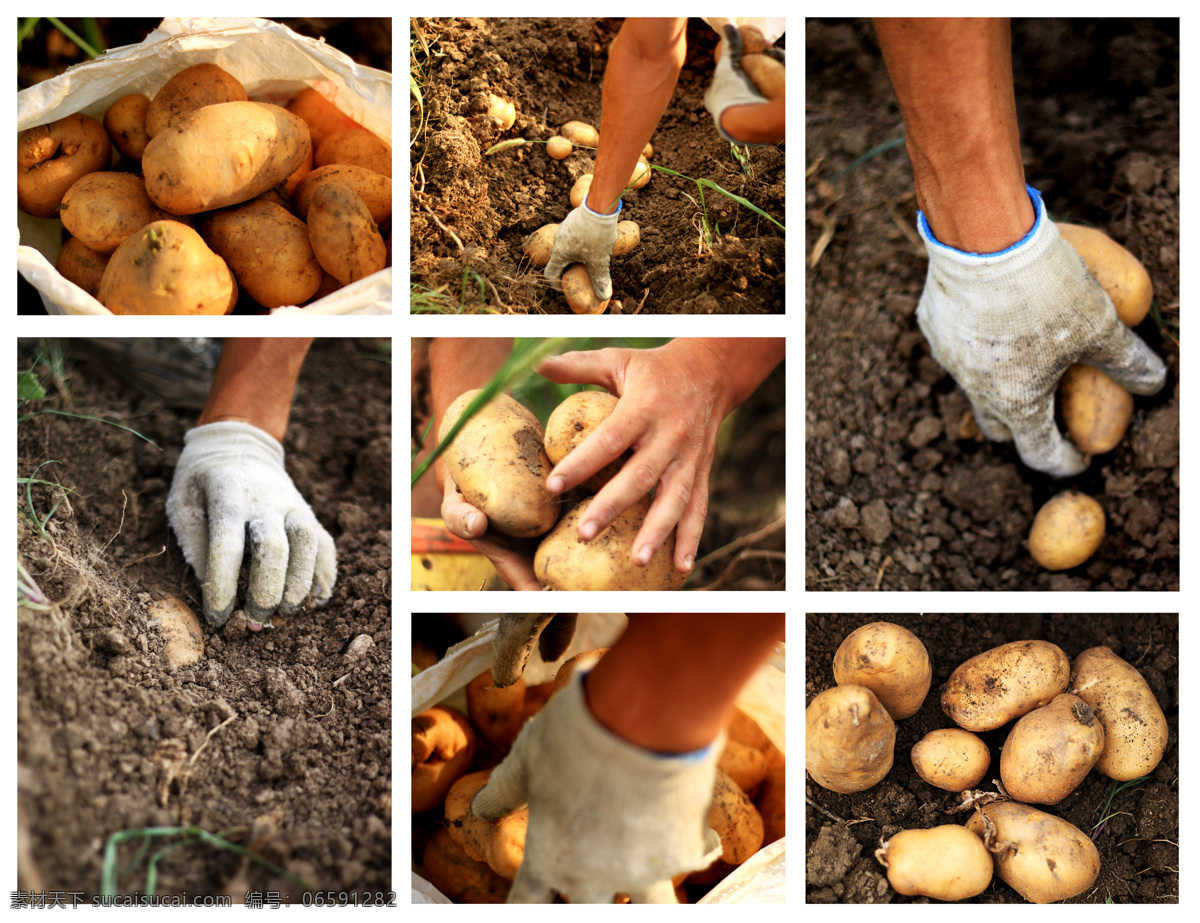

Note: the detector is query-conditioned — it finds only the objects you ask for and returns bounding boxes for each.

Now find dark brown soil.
[410,17,785,314]
[805,19,1179,590]
[805,613,1179,904]
[17,339,392,900]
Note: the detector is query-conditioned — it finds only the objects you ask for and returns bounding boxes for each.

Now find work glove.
[544,202,620,302]
[704,24,768,143]
[916,185,1167,476]
[471,672,723,903]
[492,615,579,687]
[166,421,337,628]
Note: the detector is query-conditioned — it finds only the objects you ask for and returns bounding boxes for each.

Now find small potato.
[629,157,651,190]
[613,220,641,256]
[1069,646,1169,780]
[18,113,113,218]
[806,684,894,793]
[103,94,151,160]
[875,825,993,901]
[569,173,593,208]
[1029,491,1105,571]
[719,739,768,794]
[561,263,610,315]
[832,621,931,719]
[412,705,477,813]
[55,236,110,298]
[292,164,392,224]
[1058,223,1153,326]
[315,128,392,177]
[1000,694,1105,804]
[543,390,625,491]
[466,668,527,751]
[307,181,388,286]
[942,640,1071,732]
[1059,364,1134,455]
[486,94,516,131]
[522,223,559,268]
[741,55,786,100]
[559,120,599,147]
[98,220,237,315]
[422,827,510,903]
[707,768,764,864]
[59,172,178,254]
[287,87,363,148]
[145,63,247,137]
[546,136,572,159]
[965,801,1099,903]
[642,141,654,159]
[910,728,991,792]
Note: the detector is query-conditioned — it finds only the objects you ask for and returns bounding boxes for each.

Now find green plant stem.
[46,17,102,60]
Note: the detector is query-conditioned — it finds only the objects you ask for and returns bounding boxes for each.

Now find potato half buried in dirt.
[543,390,627,491]
[942,640,1071,732]
[832,621,931,719]
[439,390,559,538]
[806,684,895,793]
[1000,693,1105,804]
[876,825,993,901]
[910,728,990,792]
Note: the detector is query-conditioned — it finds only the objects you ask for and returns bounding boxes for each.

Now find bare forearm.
[429,337,513,489]
[197,337,312,442]
[685,337,785,411]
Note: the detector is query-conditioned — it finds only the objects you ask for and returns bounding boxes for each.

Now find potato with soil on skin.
[467,668,527,751]
[562,264,610,315]
[534,494,686,591]
[412,705,477,814]
[315,128,392,177]
[832,621,931,720]
[740,55,786,100]
[103,93,151,160]
[522,223,559,267]
[1057,223,1153,327]
[719,739,768,794]
[98,220,237,315]
[422,827,511,903]
[707,768,764,864]
[445,769,528,880]
[569,173,593,208]
[614,220,641,255]
[287,86,363,148]
[1028,491,1106,571]
[965,800,1100,903]
[942,639,1071,732]
[59,172,180,254]
[1000,694,1104,805]
[559,120,599,147]
[18,113,113,218]
[1069,646,1169,781]
[291,163,392,224]
[806,684,895,793]
[543,390,627,492]
[911,728,991,792]
[306,181,388,285]
[145,62,247,140]
[875,825,993,901]
[55,237,111,298]
[439,389,560,538]
[1059,364,1134,455]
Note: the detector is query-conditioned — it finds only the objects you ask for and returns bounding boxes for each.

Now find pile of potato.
[17,64,392,313]
[806,621,1169,903]
[414,647,784,903]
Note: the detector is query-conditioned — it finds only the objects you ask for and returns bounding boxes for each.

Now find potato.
[1058,364,1134,455]
[98,220,236,315]
[306,181,387,286]
[613,221,641,256]
[561,264,610,315]
[559,120,599,147]
[467,668,527,751]
[875,825,993,901]
[103,94,151,160]
[18,113,113,218]
[1028,491,1106,571]
[201,198,323,308]
[546,135,572,159]
[741,55,786,100]
[1000,694,1105,804]
[445,770,528,880]
[55,236,110,298]
[642,141,654,159]
[707,768,764,864]
[832,621,931,719]
[287,87,363,148]
[422,827,510,903]
[412,706,477,813]
[146,63,247,138]
[486,94,516,131]
[551,647,610,696]
[910,728,991,792]
[569,173,593,208]
[439,389,560,538]
[805,684,895,793]
[965,801,1100,903]
[315,128,391,177]
[142,102,311,215]
[727,707,770,752]
[1058,223,1153,326]
[291,164,391,224]
[629,157,651,191]
[716,24,769,59]
[719,739,768,793]
[522,223,559,267]
[543,390,625,491]
[755,755,785,845]
[533,494,686,591]
[521,681,555,723]
[1069,646,1169,780]
[59,172,178,254]
[941,640,1070,732]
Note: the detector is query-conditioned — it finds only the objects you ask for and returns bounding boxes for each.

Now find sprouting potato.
[999,693,1105,804]
[910,728,991,792]
[1028,491,1106,571]
[942,640,1071,732]
[832,621,931,719]
[875,825,993,901]
[805,684,895,794]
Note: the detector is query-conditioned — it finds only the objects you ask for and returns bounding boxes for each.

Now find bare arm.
[198,337,313,441]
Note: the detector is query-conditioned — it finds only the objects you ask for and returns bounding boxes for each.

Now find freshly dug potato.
[629,157,651,190]
[287,86,362,148]
[559,120,599,147]
[201,198,323,307]
[145,63,247,138]
[551,647,610,695]
[522,223,559,268]
[315,128,391,177]
[306,181,387,285]
[755,755,785,845]
[546,135,572,159]
[613,220,641,255]
[103,94,151,160]
[18,113,113,218]
[832,621,932,719]
[59,172,178,254]
[467,668,527,751]
[1029,491,1106,571]
[911,728,991,792]
[142,102,311,214]
[1069,646,1169,780]
[965,801,1100,903]
[98,220,237,315]
[412,706,477,813]
[727,707,771,751]
[1000,694,1105,804]
[1058,364,1134,455]
[707,768,764,864]
[942,640,1071,732]
[445,770,528,880]
[439,389,560,538]
[1058,223,1153,326]
[740,55,786,100]
[543,390,626,491]
[875,825,993,901]
[716,24,769,59]
[521,681,555,723]
[569,173,593,208]
[533,494,686,591]
[55,236,110,298]
[486,95,516,131]
[561,263,610,315]
[719,739,768,794]
[422,828,510,903]
[291,164,391,224]
[806,684,895,793]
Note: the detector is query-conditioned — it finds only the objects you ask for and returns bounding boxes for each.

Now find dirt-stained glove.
[917,185,1167,476]
[471,672,723,903]
[492,615,579,687]
[544,202,620,302]
[704,25,768,143]
[166,421,336,628]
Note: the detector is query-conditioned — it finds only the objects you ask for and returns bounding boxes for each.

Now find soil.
[17,339,393,901]
[410,17,786,314]
[805,19,1180,590]
[805,613,1179,904]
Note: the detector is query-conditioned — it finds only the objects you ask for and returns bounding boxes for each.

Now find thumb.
[543,252,568,288]
[471,754,529,820]
[537,347,623,390]
[1010,394,1089,477]
[587,259,613,302]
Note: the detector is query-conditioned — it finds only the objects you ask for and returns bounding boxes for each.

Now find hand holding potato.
[439,476,542,591]
[543,203,620,303]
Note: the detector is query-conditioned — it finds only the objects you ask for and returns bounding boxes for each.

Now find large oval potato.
[145,63,247,138]
[910,728,991,792]
[875,825,993,901]
[1058,364,1134,455]
[287,86,363,148]
[439,390,560,538]
[18,113,113,218]
[1000,693,1105,804]
[1069,646,1169,780]
[543,390,626,492]
[1057,223,1153,326]
[98,220,236,315]
[942,640,1071,732]
[306,181,387,286]
[832,621,931,719]
[806,684,895,793]
[292,164,391,224]
[59,172,178,254]
[561,264,609,314]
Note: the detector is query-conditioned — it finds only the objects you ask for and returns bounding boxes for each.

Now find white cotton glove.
[916,186,1167,476]
[544,202,620,302]
[471,672,723,903]
[492,615,578,687]
[166,421,336,627]
[704,24,768,143]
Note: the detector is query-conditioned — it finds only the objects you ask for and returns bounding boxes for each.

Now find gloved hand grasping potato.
[543,202,620,304]
[704,25,770,142]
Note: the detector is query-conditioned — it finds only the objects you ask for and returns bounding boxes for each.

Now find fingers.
[587,259,613,301]
[547,407,637,494]
[203,514,247,627]
[1083,325,1168,397]
[442,479,541,590]
[493,615,556,686]
[441,480,488,541]
[278,512,322,616]
[973,405,1013,443]
[245,516,288,626]
[536,347,623,390]
[471,755,530,819]
[543,254,567,288]
[312,529,337,606]
[1008,395,1089,477]
[722,23,743,61]
[538,614,577,663]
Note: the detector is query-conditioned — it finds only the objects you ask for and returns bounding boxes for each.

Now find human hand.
[544,203,620,302]
[492,615,579,686]
[704,25,768,143]
[917,186,1167,476]
[536,341,736,574]
[439,474,542,592]
[166,421,336,628]
[471,673,722,903]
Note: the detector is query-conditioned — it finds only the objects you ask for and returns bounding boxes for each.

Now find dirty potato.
[999,693,1105,804]
[910,728,991,792]
[832,621,931,719]
[875,825,993,901]
[806,684,895,793]
[942,640,1071,732]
